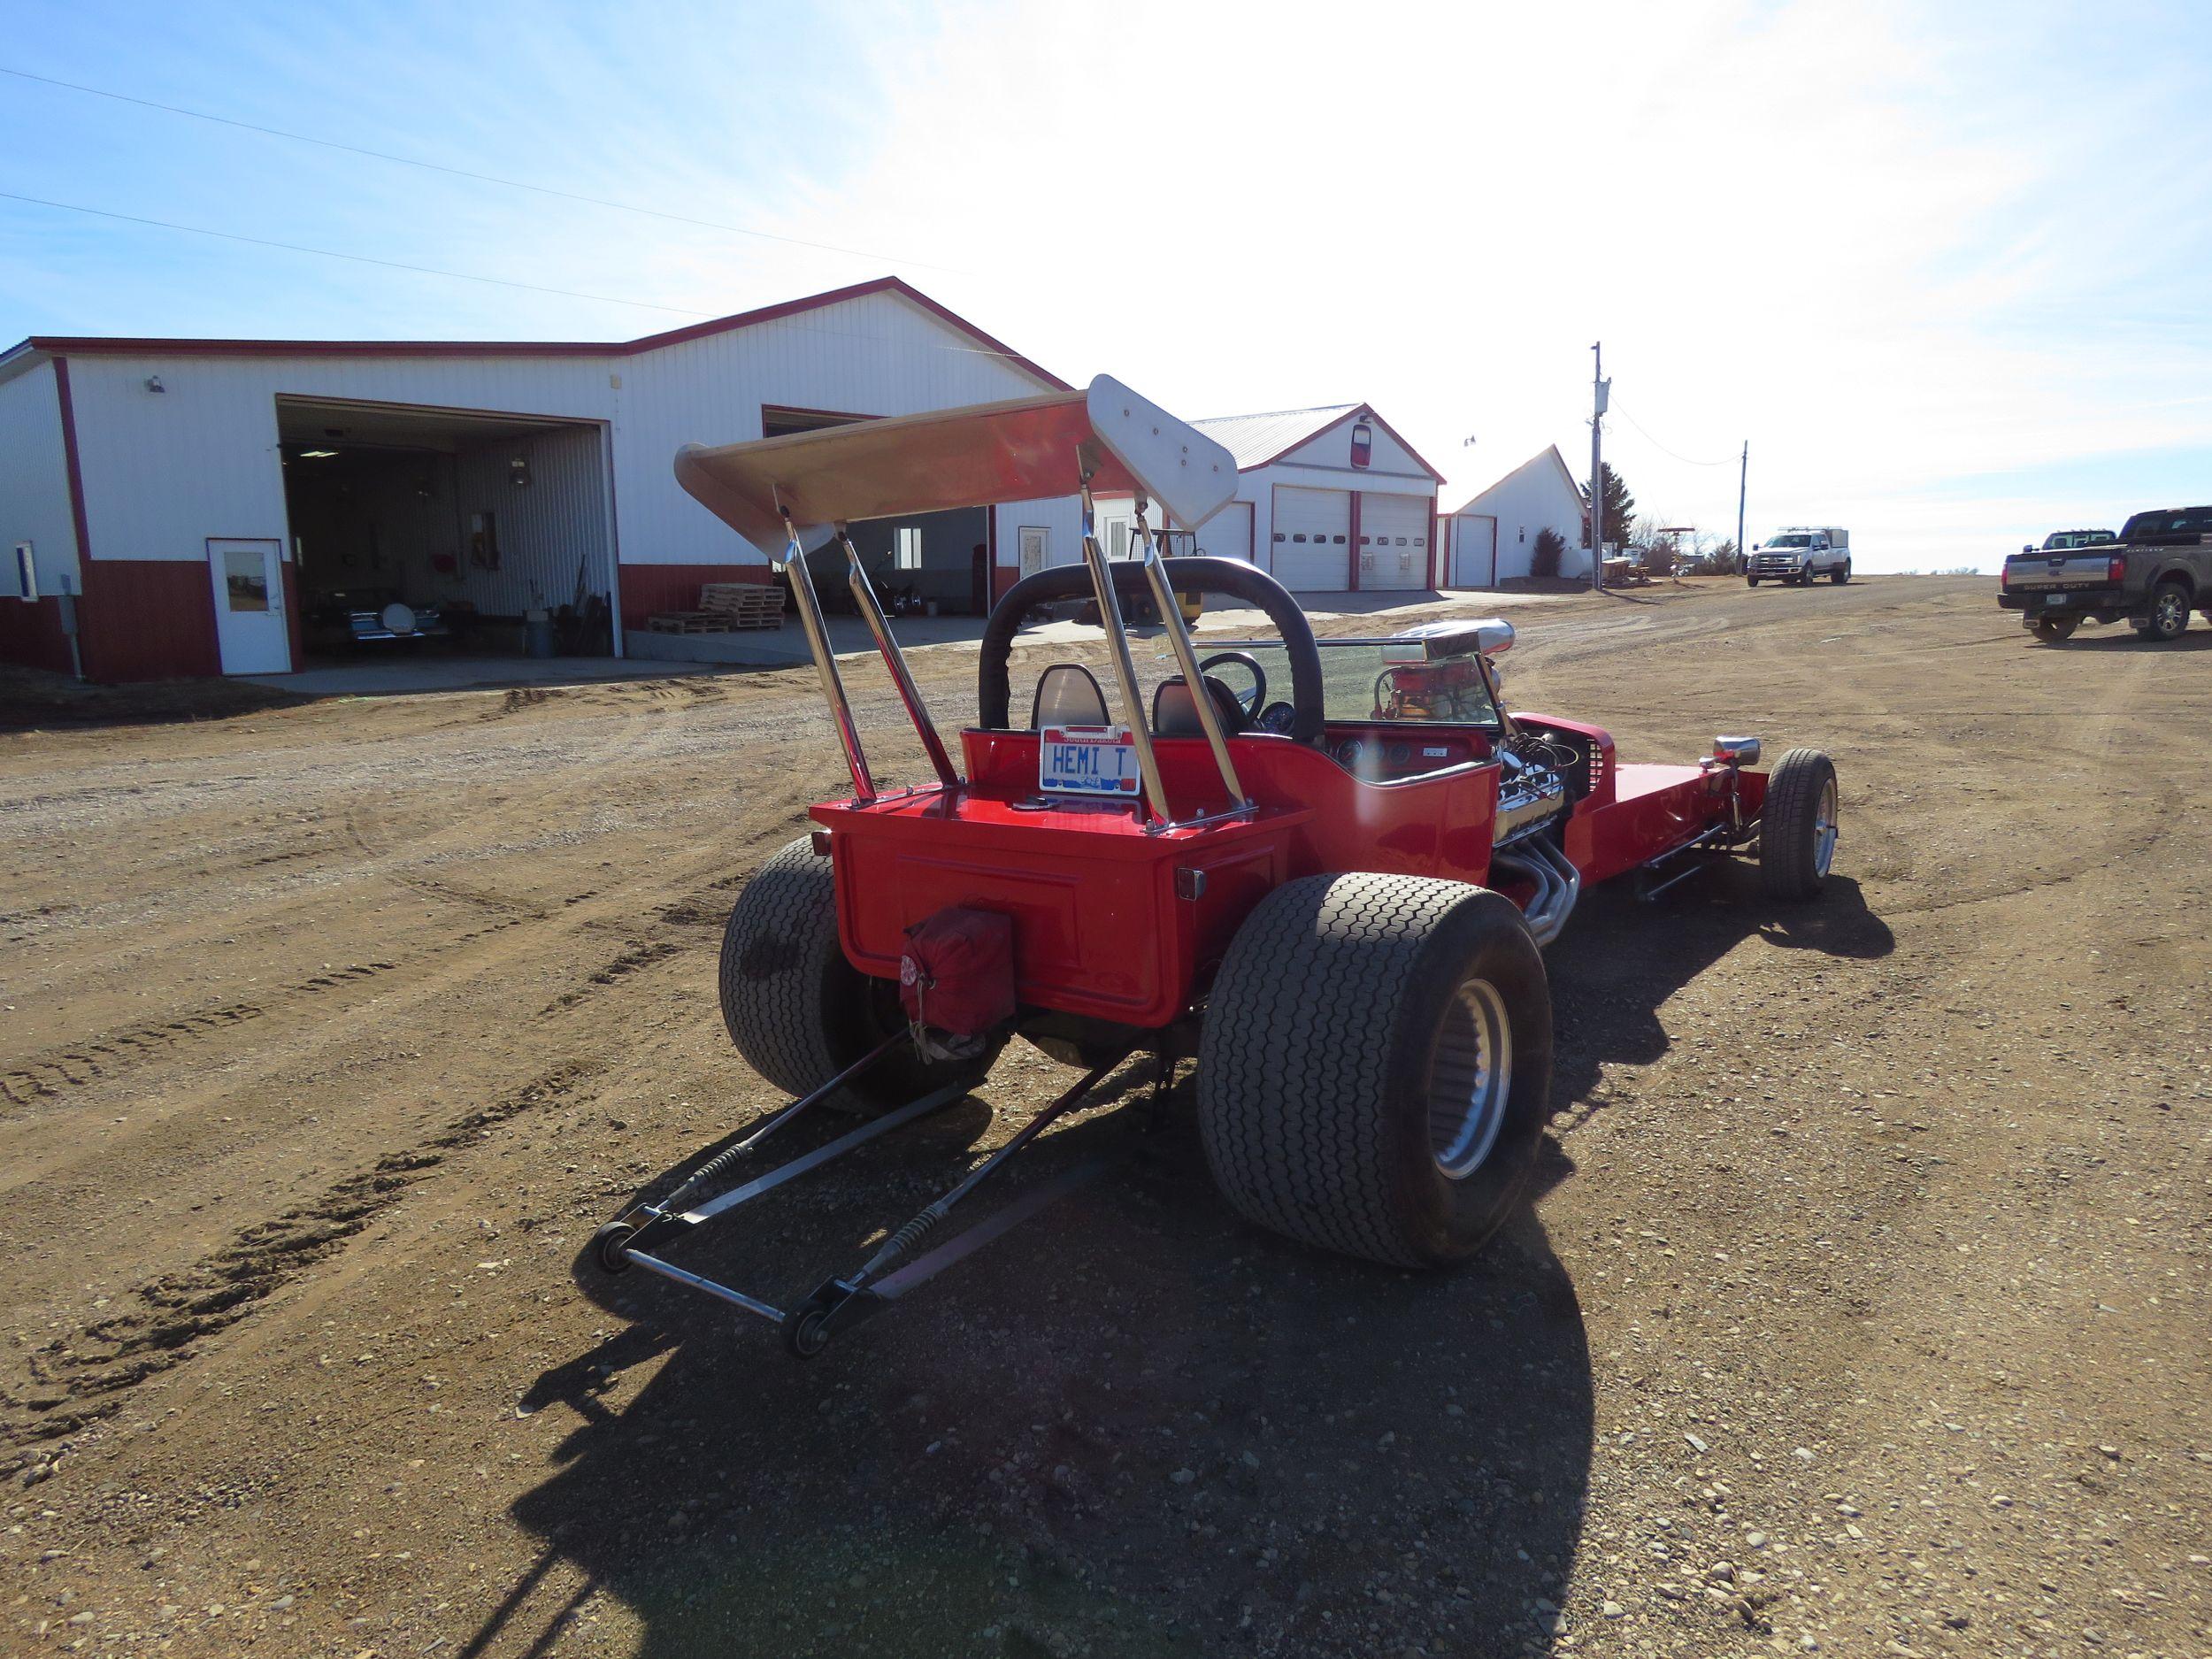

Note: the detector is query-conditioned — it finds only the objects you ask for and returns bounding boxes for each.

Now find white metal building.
[1441,445,1593,586]
[0,278,1073,680]
[1090,403,1442,595]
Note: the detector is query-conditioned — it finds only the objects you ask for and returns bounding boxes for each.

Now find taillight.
[2107,553,2127,583]
[2000,563,2010,590]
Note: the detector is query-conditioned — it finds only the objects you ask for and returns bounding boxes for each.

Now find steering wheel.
[1196,651,1268,718]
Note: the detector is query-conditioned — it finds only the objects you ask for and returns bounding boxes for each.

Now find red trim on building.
[1347,493,1363,593]
[79,559,220,682]
[1241,403,1448,484]
[1427,499,1440,588]
[19,277,1071,389]
[0,597,73,676]
[618,562,778,626]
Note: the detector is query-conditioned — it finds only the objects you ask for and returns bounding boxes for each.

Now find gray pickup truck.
[2000,507,2212,643]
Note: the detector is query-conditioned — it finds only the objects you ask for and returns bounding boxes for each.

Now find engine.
[1491,734,1575,847]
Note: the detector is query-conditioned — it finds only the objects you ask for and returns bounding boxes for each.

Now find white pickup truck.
[1746,527,1851,587]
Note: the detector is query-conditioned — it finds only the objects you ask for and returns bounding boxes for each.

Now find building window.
[895,526,923,571]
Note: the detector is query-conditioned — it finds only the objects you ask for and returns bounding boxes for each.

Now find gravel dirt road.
[1,575,2205,1658]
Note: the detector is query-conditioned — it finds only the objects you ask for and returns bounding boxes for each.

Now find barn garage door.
[1197,500,1253,562]
[1451,514,1497,587]
[1270,486,1351,588]
[1359,493,1431,590]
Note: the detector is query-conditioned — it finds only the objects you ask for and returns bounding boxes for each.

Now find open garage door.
[1358,492,1430,590]
[1270,486,1350,588]
[277,397,613,664]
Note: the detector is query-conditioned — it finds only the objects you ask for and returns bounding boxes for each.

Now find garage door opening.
[800,507,992,618]
[277,397,615,665]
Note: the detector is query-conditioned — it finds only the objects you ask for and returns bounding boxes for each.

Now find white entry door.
[207,539,291,674]
[1452,514,1498,587]
[1270,486,1351,588]
[1358,492,1431,589]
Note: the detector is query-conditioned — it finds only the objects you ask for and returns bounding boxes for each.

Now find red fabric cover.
[899,908,1016,1035]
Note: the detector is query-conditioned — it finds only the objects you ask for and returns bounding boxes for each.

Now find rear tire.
[1197,873,1553,1269]
[718,836,996,1110]
[2032,616,2078,643]
[1830,561,1850,585]
[2135,581,2191,643]
[1759,748,1839,901]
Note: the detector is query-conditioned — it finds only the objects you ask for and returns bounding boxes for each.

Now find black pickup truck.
[2000,506,2212,643]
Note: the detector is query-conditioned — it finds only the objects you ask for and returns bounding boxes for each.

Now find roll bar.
[977,556,1327,747]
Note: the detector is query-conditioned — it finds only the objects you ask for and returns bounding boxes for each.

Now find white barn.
[1442,445,1593,587]
[0,278,1079,681]
[1093,403,1442,595]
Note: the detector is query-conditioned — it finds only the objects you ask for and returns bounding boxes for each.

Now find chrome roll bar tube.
[1078,479,1172,825]
[835,525,960,790]
[1133,496,1248,817]
[778,505,875,803]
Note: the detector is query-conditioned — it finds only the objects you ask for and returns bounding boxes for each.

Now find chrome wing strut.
[834,525,960,790]
[777,504,875,803]
[1133,495,1248,816]
[1078,478,1172,825]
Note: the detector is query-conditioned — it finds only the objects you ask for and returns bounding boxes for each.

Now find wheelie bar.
[594,1046,1125,1357]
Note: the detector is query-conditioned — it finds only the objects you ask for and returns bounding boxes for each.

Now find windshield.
[1763,533,1816,548]
[1174,638,1503,727]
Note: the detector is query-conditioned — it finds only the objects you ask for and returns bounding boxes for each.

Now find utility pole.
[1736,440,1748,567]
[1589,343,1609,592]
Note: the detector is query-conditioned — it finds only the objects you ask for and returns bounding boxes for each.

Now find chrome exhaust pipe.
[1492,837,1582,949]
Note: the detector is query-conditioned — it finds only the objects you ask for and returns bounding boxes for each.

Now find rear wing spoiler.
[675,375,1238,546]
[671,377,1249,827]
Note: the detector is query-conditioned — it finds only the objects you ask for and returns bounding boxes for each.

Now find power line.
[0,190,710,317]
[0,63,966,275]
[1610,403,1739,467]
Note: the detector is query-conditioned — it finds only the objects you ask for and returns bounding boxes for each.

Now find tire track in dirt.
[0,1061,602,1456]
[0,961,401,1114]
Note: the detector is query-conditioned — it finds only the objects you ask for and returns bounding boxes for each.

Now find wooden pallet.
[644,611,733,634]
[697,582,787,630]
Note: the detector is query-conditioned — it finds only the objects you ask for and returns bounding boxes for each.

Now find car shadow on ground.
[479,869,1890,1658]
[480,1071,1592,1659]
[2042,629,2212,652]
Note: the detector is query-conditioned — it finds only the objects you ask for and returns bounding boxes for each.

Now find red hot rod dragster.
[593,378,1841,1356]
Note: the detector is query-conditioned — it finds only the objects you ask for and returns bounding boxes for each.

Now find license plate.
[2041,594,2072,608]
[1039,725,1142,798]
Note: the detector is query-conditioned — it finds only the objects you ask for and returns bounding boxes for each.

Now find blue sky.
[6,0,2211,570]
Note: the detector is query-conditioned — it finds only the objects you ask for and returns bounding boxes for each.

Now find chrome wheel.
[1429,976,1514,1179]
[1812,778,1839,877]
[2154,588,2188,637]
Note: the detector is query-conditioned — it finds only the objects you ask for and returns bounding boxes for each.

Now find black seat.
[1151,675,1248,737]
[1031,663,1110,728]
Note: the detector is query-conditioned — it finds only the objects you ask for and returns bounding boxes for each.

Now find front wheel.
[1760,748,1839,901]
[1197,873,1554,1268]
[1745,576,1760,588]
[2032,616,2078,643]
[2135,582,2191,643]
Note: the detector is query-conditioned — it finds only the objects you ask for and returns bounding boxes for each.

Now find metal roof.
[0,276,1069,390]
[1192,404,1361,470]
